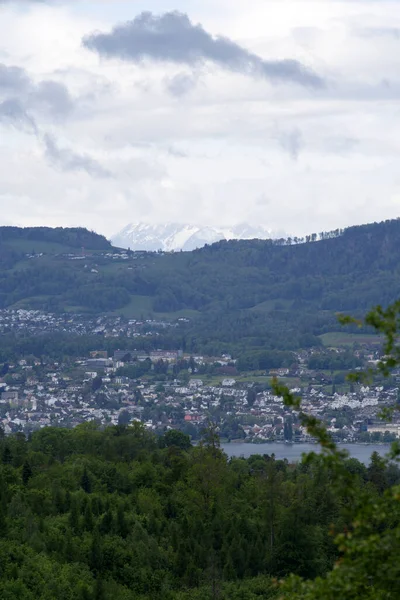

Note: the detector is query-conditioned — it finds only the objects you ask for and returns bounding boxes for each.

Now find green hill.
[0,219,399,352]
[0,226,112,262]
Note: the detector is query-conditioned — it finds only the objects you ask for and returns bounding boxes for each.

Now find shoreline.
[223,440,390,446]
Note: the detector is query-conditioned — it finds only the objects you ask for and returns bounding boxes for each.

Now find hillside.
[0,219,399,352]
[0,226,112,263]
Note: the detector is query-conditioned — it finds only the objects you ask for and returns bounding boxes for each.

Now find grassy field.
[250,299,292,313]
[114,296,153,318]
[154,308,200,320]
[319,332,383,347]
[191,374,301,387]
[114,297,199,320]
[10,295,53,309]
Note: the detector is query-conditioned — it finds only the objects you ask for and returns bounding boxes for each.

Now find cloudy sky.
[1,0,400,238]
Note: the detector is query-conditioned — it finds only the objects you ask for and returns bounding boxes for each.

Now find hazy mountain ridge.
[111,222,285,251]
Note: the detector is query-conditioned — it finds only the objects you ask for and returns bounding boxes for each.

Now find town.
[0,311,398,444]
[0,308,179,338]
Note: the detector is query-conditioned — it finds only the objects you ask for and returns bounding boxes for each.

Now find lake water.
[221,442,392,465]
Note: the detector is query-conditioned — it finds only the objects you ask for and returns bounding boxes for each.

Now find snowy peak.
[111,222,284,252]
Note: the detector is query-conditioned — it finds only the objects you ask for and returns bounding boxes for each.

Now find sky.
[1,0,400,238]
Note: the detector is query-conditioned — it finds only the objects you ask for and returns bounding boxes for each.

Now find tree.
[247,388,257,407]
[274,298,400,599]
[22,461,32,486]
[284,417,293,442]
[91,376,103,392]
[117,410,131,426]
[200,422,221,458]
[68,498,80,533]
[83,501,94,531]
[116,505,129,538]
[99,509,113,534]
[93,578,106,600]
[161,429,191,451]
[2,446,11,465]
[90,532,103,573]
[80,468,92,494]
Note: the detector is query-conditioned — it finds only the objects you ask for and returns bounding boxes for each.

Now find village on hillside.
[0,310,398,443]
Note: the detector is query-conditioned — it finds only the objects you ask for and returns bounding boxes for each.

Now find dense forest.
[0,226,112,252]
[0,422,398,600]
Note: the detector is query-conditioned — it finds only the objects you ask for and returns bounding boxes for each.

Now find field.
[114,296,200,320]
[250,299,292,313]
[319,332,383,347]
[191,373,301,387]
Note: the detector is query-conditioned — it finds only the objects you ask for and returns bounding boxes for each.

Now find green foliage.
[160,429,192,450]
[0,419,390,599]
[272,298,400,598]
[0,226,111,252]
[21,461,32,486]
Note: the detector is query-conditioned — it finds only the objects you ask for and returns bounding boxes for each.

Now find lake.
[221,442,392,465]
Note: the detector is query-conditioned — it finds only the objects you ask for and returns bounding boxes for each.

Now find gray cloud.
[43,133,112,179]
[0,65,112,180]
[83,11,324,88]
[33,80,74,117]
[277,128,304,160]
[0,98,37,133]
[357,27,400,39]
[0,63,74,119]
[164,72,198,96]
[0,63,31,93]
[166,145,188,158]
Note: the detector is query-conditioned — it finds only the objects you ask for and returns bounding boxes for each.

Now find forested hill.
[144,217,400,317]
[189,218,400,309]
[197,217,399,273]
[1,218,400,353]
[0,226,112,256]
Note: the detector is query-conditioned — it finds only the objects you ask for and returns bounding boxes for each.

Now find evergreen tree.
[116,505,128,538]
[22,460,33,486]
[68,498,80,533]
[93,578,106,600]
[83,501,94,531]
[2,445,12,465]
[99,509,113,534]
[80,467,92,494]
[90,532,103,573]
[284,417,293,442]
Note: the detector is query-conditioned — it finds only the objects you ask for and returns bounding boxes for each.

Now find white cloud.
[0,0,400,238]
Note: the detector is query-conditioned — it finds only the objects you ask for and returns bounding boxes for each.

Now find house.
[368,424,400,438]
[85,372,98,379]
[150,351,178,362]
[114,350,132,361]
[90,351,108,359]
[1,391,18,402]
[189,379,203,389]
[86,358,113,368]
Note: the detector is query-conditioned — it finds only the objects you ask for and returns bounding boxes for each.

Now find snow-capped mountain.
[111,223,286,252]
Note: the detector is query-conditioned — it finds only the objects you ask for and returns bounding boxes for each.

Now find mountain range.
[111,222,286,251]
